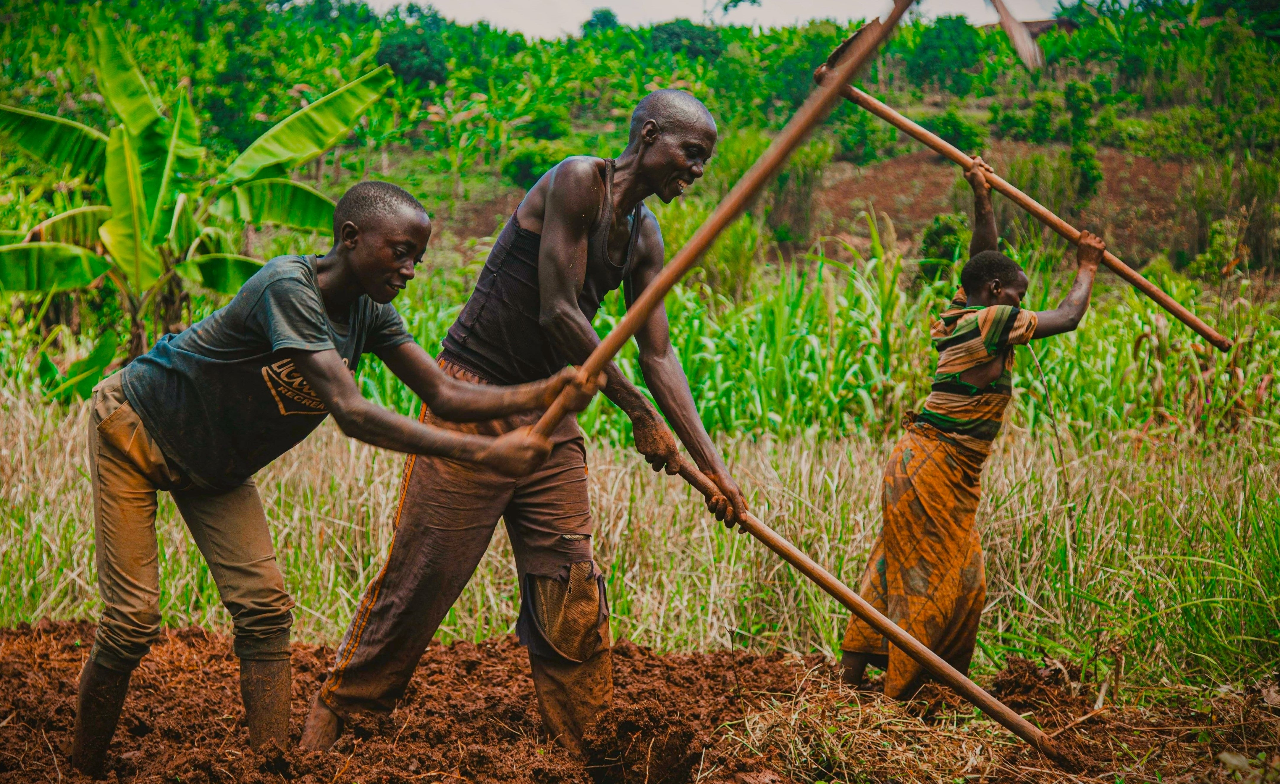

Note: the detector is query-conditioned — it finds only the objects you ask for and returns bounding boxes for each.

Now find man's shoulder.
[548,156,607,195]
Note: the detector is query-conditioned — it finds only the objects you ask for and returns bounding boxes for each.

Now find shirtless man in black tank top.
[302,90,747,757]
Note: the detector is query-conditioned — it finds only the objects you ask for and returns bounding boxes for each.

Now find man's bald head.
[627,89,717,148]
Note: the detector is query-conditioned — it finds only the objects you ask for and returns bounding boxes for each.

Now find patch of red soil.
[0,621,806,783]
[1,623,1274,783]
[818,141,1186,263]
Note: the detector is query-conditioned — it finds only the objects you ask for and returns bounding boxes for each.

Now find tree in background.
[1065,81,1104,200]
[377,8,451,88]
[651,19,724,60]
[583,8,619,35]
[904,16,983,97]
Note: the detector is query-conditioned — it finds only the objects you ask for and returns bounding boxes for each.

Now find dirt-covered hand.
[965,156,995,197]
[1076,230,1105,272]
[702,470,749,529]
[631,414,680,475]
[477,426,552,477]
[542,367,607,413]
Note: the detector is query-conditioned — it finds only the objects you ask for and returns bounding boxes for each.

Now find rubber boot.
[239,658,291,752]
[71,659,132,779]
[299,691,343,752]
[529,648,613,758]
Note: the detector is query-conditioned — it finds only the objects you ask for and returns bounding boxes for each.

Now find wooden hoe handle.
[813,71,1232,353]
[531,0,916,439]
[670,456,1071,768]
[527,4,1071,771]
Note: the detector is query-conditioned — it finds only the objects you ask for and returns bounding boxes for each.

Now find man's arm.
[626,215,748,524]
[375,341,599,422]
[1033,230,1104,339]
[290,348,551,476]
[534,160,676,437]
[967,157,999,258]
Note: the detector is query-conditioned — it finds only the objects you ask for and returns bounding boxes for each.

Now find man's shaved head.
[627,89,717,147]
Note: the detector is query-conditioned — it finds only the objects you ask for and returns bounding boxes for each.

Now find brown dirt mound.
[1,621,1275,783]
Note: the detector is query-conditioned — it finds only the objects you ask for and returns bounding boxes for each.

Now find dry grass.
[2,380,1276,689]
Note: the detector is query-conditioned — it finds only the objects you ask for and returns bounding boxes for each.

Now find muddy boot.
[239,658,291,752]
[529,647,613,757]
[299,691,343,752]
[72,659,132,779]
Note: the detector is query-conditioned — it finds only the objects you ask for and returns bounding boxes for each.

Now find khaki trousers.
[87,372,294,671]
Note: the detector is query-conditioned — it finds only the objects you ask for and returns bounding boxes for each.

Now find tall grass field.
[3,234,1277,691]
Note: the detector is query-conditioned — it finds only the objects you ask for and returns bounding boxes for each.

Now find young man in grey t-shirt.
[73,181,601,777]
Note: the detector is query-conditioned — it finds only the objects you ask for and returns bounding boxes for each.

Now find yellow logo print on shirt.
[262,358,327,416]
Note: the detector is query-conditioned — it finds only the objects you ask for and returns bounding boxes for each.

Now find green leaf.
[146,92,204,246]
[0,104,108,177]
[100,126,161,293]
[0,242,112,293]
[46,331,120,402]
[220,65,395,184]
[186,253,264,294]
[25,206,112,248]
[90,12,163,137]
[235,178,335,232]
[168,193,200,259]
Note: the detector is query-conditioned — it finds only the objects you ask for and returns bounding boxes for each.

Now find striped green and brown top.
[916,289,1038,455]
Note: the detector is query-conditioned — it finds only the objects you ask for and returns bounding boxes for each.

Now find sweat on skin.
[301,90,751,758]
[69,181,601,778]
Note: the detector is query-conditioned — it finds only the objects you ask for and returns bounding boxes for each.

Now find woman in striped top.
[840,157,1107,698]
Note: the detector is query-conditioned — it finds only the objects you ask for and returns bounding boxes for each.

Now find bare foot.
[299,692,342,752]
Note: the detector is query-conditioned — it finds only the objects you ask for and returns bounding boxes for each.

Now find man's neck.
[314,250,361,321]
[610,149,654,217]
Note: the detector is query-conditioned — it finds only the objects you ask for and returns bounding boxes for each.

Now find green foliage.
[831,107,897,165]
[904,15,982,97]
[650,19,723,61]
[500,139,574,189]
[920,107,986,154]
[918,212,971,278]
[1184,217,1245,281]
[377,16,451,87]
[582,9,619,36]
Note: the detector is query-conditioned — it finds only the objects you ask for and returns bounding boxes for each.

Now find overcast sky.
[363,0,1062,40]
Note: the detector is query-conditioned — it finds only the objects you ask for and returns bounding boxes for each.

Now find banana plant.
[0,12,394,376]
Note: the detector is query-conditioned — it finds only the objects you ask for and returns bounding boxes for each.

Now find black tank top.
[440,159,643,385]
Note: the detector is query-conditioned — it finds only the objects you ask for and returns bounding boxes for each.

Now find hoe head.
[815,22,878,86]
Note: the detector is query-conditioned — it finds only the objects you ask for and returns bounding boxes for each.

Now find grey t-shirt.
[121,255,414,490]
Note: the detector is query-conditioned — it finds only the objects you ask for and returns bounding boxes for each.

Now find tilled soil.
[1,620,1275,783]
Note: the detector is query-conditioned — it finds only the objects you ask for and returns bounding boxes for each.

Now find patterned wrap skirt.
[841,422,988,698]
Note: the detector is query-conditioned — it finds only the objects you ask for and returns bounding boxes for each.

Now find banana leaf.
[99,126,161,293]
[235,178,335,232]
[186,253,264,294]
[90,13,163,136]
[168,194,200,259]
[0,242,112,292]
[146,92,204,246]
[24,206,112,247]
[43,331,120,403]
[0,104,108,177]
[220,65,395,184]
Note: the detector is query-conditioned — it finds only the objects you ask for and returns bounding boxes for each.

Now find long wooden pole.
[529,2,911,439]
[667,456,1072,769]
[814,68,1232,353]
[524,3,1074,771]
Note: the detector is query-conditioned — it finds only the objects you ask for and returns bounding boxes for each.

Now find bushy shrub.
[524,104,571,140]
[650,19,723,60]
[501,140,574,189]
[921,107,986,154]
[919,212,971,261]
[377,17,451,87]
[1184,217,1245,281]
[832,107,897,164]
[582,8,618,35]
[767,137,834,249]
[1028,94,1057,143]
[903,15,983,97]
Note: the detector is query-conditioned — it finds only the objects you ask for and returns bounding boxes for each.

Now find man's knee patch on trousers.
[517,560,610,664]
